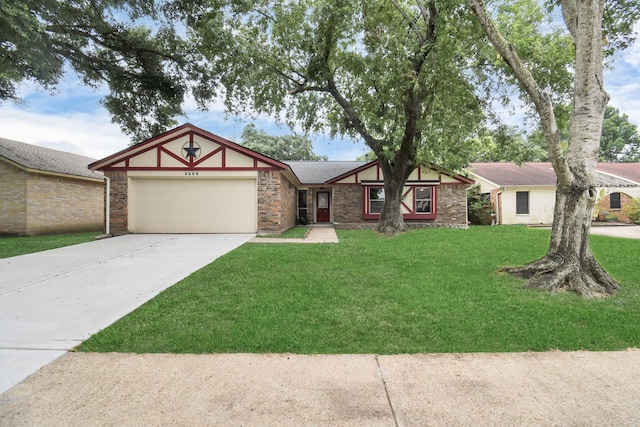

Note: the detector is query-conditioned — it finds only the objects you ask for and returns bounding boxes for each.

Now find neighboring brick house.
[470,162,640,225]
[89,123,474,234]
[0,137,104,236]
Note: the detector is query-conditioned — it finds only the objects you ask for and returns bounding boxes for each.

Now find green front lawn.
[80,227,640,354]
[0,232,101,259]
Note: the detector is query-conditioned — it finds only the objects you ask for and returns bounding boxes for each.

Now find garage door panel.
[130,179,256,233]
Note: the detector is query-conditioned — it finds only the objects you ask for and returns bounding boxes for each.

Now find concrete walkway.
[0,234,253,395]
[1,350,639,425]
[251,225,339,243]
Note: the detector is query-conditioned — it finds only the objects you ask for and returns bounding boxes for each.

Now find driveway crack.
[375,354,399,427]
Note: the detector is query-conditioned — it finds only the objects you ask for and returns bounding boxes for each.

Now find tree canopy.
[600,106,640,162]
[186,0,487,233]
[240,124,327,161]
[0,0,195,142]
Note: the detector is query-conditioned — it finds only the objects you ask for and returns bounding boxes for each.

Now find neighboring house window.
[415,187,432,213]
[297,190,308,221]
[369,187,385,214]
[610,192,621,209]
[516,191,529,215]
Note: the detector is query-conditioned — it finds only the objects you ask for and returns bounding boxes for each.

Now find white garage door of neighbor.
[130,178,257,233]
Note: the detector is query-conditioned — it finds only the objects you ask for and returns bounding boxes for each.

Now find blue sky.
[1,23,639,162]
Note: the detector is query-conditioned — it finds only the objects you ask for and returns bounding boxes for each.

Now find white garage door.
[130,178,257,233]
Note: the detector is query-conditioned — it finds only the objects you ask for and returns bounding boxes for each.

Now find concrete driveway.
[590,224,640,239]
[0,233,253,394]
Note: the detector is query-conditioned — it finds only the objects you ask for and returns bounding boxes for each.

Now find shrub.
[467,185,493,225]
[622,197,640,224]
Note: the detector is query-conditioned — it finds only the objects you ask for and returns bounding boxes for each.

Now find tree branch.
[390,0,425,44]
[560,0,579,39]
[467,0,571,184]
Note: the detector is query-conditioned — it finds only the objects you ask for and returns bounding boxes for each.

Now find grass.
[79,226,640,354]
[0,232,101,259]
[256,226,309,239]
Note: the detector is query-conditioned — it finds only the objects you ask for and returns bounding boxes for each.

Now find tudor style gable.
[327,161,473,221]
[89,123,289,172]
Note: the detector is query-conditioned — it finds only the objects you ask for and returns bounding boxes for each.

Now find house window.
[369,187,385,214]
[415,187,432,213]
[516,191,529,215]
[610,192,621,209]
[297,190,308,222]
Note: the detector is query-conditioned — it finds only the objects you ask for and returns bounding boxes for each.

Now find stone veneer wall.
[0,161,28,235]
[105,170,128,235]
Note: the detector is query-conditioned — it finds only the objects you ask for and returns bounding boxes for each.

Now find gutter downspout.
[104,176,111,235]
[495,188,504,225]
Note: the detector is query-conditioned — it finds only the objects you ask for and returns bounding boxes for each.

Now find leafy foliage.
[600,106,640,162]
[623,197,640,224]
[0,0,195,142]
[466,184,493,225]
[472,125,548,163]
[240,124,327,161]
[188,0,487,170]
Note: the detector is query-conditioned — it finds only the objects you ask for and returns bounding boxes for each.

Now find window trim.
[414,186,432,214]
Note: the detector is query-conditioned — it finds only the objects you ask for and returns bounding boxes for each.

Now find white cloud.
[0,104,129,160]
[622,22,640,68]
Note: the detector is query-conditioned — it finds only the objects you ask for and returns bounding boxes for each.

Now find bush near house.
[623,197,640,224]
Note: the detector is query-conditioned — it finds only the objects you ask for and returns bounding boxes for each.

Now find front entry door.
[316,192,330,223]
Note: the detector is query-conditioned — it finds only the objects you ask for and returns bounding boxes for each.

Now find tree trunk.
[468,0,620,297]
[378,174,407,235]
[376,156,416,235]
[504,179,619,297]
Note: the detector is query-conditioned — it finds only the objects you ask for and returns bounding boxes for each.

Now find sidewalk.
[250,225,339,243]
[1,350,639,425]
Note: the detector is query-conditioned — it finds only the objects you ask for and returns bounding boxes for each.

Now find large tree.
[468,0,639,297]
[240,124,328,161]
[0,0,195,142]
[186,0,485,234]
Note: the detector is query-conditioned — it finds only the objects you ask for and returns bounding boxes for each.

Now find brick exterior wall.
[280,174,297,232]
[332,185,365,223]
[596,191,635,223]
[433,184,469,225]
[0,161,103,236]
[258,170,297,233]
[0,160,27,235]
[331,183,469,229]
[106,170,129,235]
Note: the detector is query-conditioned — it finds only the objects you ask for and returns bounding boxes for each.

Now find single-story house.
[0,137,104,236]
[470,162,640,225]
[89,123,474,234]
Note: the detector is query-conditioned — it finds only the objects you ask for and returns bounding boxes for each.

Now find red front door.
[316,192,330,223]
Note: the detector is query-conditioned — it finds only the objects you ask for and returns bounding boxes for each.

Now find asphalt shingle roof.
[470,162,639,188]
[0,137,103,180]
[595,163,640,184]
[285,161,367,184]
